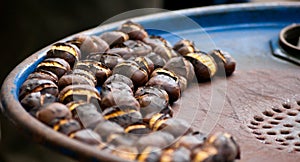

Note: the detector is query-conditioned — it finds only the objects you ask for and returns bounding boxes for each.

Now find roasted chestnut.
[99,31,129,47]
[106,47,134,60]
[208,49,236,76]
[72,68,97,86]
[21,92,56,112]
[36,57,71,78]
[19,78,58,100]
[110,145,139,161]
[184,52,217,82]
[36,102,72,127]
[58,84,101,107]
[164,57,195,82]
[160,147,191,162]
[113,61,148,88]
[103,74,134,91]
[153,44,178,61]
[102,105,142,128]
[86,52,124,70]
[73,60,112,86]
[124,123,151,135]
[46,42,81,67]
[173,39,197,56]
[123,40,152,57]
[94,120,124,141]
[143,35,172,49]
[70,129,102,145]
[136,131,175,151]
[146,52,166,69]
[118,20,148,40]
[67,34,109,59]
[147,69,181,103]
[27,70,58,84]
[53,119,81,136]
[152,118,193,138]
[58,73,96,90]
[134,56,154,75]
[74,103,104,129]
[137,146,162,162]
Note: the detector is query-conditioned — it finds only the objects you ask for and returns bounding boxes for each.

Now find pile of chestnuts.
[19,20,239,162]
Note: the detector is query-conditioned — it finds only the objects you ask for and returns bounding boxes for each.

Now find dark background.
[0,0,250,161]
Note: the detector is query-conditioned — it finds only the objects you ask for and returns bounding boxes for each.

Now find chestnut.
[36,57,71,78]
[86,52,124,70]
[208,49,236,76]
[99,31,129,47]
[173,39,197,56]
[118,20,149,40]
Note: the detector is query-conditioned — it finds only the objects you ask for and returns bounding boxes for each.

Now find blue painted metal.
[1,2,300,162]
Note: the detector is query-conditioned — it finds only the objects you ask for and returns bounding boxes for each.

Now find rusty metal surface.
[1,2,300,162]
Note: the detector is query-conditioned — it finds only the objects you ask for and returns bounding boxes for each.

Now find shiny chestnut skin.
[135,86,170,119]
[164,56,195,82]
[94,120,124,141]
[135,56,154,75]
[19,78,58,100]
[27,70,58,84]
[103,74,134,91]
[184,52,217,82]
[173,39,197,56]
[124,123,151,136]
[53,119,81,136]
[74,103,104,129]
[36,102,72,126]
[113,61,148,88]
[71,129,102,145]
[58,84,101,107]
[146,52,166,69]
[136,131,175,152]
[106,47,134,60]
[192,146,219,162]
[21,92,56,112]
[143,35,172,49]
[36,57,71,78]
[99,31,129,47]
[208,49,236,76]
[205,132,240,161]
[73,60,112,86]
[160,147,191,162]
[153,44,178,61]
[46,42,81,67]
[72,68,97,86]
[173,134,205,150]
[86,52,124,70]
[152,118,193,138]
[118,20,148,40]
[110,145,139,161]
[123,40,152,57]
[102,105,142,128]
[58,72,96,90]
[137,146,162,162]
[147,69,181,103]
[106,133,138,147]
[67,34,109,59]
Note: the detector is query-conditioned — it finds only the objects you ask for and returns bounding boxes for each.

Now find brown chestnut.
[118,20,148,40]
[99,31,129,47]
[208,49,236,76]
[36,57,71,78]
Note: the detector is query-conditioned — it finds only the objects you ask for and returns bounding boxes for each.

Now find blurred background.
[0,0,298,161]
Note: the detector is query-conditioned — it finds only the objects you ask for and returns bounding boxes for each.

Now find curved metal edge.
[1,2,300,162]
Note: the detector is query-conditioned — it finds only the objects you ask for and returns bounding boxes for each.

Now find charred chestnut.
[58,73,96,90]
[184,52,217,82]
[106,47,134,60]
[143,35,172,49]
[153,44,178,61]
[46,42,81,67]
[208,49,236,76]
[118,20,148,40]
[36,57,71,78]
[124,123,151,135]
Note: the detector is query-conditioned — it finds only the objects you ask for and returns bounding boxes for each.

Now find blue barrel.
[1,2,300,162]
